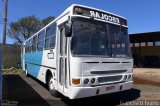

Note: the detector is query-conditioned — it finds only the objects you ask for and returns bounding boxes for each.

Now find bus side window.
[28,41,29,53]
[45,24,56,49]
[29,38,33,53]
[26,41,29,53]
[37,31,45,51]
[32,35,37,52]
[25,42,28,53]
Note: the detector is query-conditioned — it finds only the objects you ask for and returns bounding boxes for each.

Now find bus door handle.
[47,52,54,59]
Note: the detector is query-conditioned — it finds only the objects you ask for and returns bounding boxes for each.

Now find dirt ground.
[133,68,160,86]
[133,68,160,100]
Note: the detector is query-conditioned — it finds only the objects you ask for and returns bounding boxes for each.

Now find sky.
[0,0,160,44]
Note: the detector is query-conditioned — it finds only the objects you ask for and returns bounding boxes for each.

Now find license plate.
[106,86,115,91]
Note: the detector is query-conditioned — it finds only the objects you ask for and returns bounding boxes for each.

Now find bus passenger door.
[58,26,68,94]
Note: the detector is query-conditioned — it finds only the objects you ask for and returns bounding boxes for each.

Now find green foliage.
[8,15,55,44]
[2,69,23,74]
[41,16,55,26]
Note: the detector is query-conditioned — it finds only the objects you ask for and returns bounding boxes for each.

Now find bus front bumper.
[69,81,133,99]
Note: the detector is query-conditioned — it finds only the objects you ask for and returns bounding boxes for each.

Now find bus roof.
[71,4,127,20]
[23,4,127,44]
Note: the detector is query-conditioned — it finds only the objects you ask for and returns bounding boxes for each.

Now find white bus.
[0,49,2,103]
[21,4,133,99]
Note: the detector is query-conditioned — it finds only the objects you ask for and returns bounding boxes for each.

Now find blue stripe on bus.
[24,51,43,78]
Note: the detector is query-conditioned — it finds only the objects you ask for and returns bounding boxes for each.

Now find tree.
[8,15,55,44]
[41,16,55,26]
[8,16,41,44]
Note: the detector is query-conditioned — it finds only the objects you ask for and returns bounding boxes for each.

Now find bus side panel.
[37,49,57,84]
[33,51,43,78]
[24,49,57,84]
[25,51,43,78]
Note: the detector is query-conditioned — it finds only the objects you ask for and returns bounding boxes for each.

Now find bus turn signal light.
[72,78,80,85]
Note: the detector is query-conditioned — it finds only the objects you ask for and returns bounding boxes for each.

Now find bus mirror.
[64,24,72,37]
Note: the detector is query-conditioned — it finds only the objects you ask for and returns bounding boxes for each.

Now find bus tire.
[48,75,59,97]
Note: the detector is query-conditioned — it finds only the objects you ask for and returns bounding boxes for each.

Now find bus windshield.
[71,18,131,58]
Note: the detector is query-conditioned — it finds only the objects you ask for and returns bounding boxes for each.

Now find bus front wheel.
[48,75,59,97]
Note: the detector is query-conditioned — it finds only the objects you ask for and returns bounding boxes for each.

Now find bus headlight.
[124,75,127,80]
[128,74,132,80]
[84,78,89,84]
[91,78,96,84]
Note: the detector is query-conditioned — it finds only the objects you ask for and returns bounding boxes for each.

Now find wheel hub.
[49,77,54,90]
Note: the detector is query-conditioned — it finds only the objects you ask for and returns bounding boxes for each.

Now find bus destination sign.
[73,6,127,26]
[90,10,120,24]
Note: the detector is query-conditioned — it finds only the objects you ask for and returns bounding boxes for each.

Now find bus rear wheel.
[48,75,59,97]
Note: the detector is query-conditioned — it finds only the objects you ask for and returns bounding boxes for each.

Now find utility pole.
[2,0,8,44]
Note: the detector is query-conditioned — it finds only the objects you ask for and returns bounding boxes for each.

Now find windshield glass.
[109,25,130,57]
[71,18,131,57]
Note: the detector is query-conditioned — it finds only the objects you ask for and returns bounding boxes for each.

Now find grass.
[2,69,24,74]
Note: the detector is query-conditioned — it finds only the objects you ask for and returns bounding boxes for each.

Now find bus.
[21,4,133,99]
[0,49,2,104]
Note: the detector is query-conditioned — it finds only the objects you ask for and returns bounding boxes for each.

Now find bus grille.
[91,70,127,75]
[98,75,122,83]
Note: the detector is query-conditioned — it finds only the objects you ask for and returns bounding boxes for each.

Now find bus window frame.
[44,23,57,50]
[37,30,45,51]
